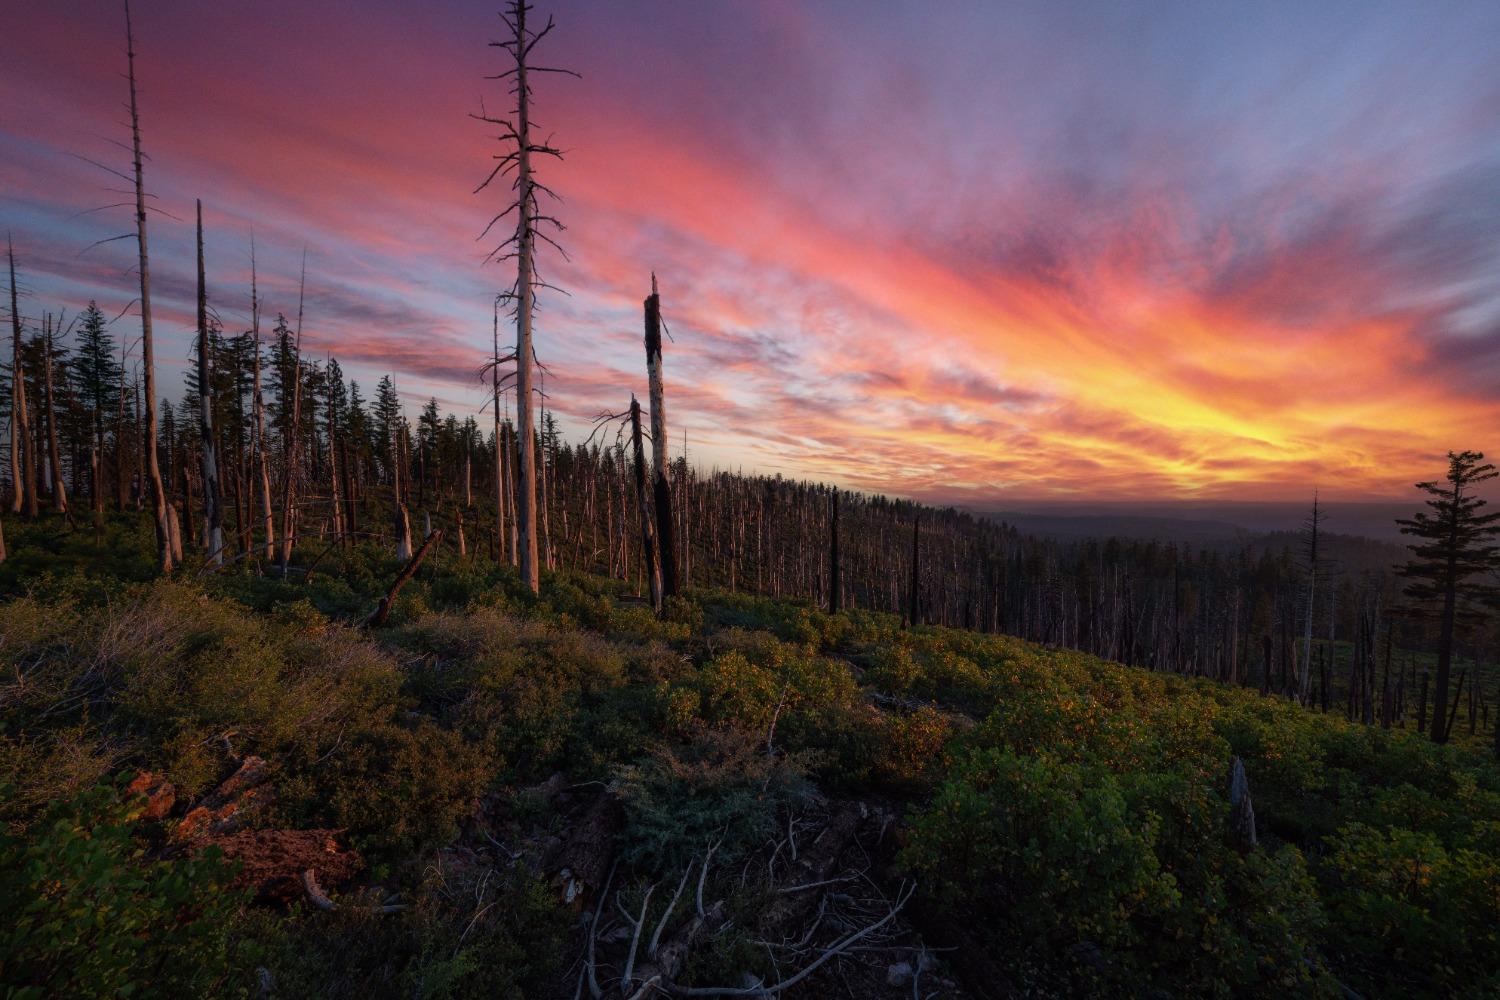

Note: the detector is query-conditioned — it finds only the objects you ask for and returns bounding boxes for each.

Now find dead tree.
[326,356,344,544]
[278,254,307,575]
[249,240,275,561]
[1228,756,1258,850]
[644,274,677,600]
[393,419,413,561]
[904,514,920,629]
[474,0,576,593]
[41,315,68,514]
[195,202,223,566]
[7,237,34,517]
[365,529,442,627]
[124,1,173,570]
[828,487,840,614]
[490,298,509,564]
[629,395,663,612]
[1299,493,1321,703]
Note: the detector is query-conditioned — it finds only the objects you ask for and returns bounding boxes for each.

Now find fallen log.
[365,529,442,627]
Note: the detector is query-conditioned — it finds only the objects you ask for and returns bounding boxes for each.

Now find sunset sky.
[3,0,1498,503]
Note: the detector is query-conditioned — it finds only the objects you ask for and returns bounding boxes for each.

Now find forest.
[3,2,1500,998]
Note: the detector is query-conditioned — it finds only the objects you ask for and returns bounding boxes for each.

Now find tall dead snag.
[393,420,413,561]
[7,237,35,517]
[278,254,307,576]
[124,1,172,570]
[629,395,663,613]
[644,274,677,600]
[474,0,576,594]
[1299,492,1321,703]
[249,240,275,561]
[1228,756,1258,851]
[41,315,69,514]
[490,299,507,564]
[904,514,920,629]
[326,356,344,545]
[828,487,840,614]
[195,202,223,566]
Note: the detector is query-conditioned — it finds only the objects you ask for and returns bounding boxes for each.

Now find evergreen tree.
[1397,450,1500,743]
[372,375,402,483]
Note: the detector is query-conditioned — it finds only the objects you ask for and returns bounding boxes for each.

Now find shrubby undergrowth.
[0,521,1496,997]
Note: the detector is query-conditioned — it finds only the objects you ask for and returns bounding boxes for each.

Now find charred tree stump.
[1228,756,1258,851]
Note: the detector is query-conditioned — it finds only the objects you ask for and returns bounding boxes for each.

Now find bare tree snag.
[828,486,840,614]
[491,299,507,564]
[124,1,172,571]
[904,514,920,629]
[195,202,223,566]
[249,239,274,562]
[278,252,307,576]
[366,529,442,627]
[326,358,344,545]
[629,395,663,612]
[1299,492,1321,703]
[474,0,576,593]
[644,274,677,600]
[1228,756,1257,851]
[8,236,35,517]
[41,315,68,514]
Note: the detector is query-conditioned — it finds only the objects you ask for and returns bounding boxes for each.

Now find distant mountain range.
[981,501,1413,545]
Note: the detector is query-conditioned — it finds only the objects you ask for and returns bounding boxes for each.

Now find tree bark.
[249,242,275,562]
[278,255,307,575]
[124,1,172,570]
[828,487,840,614]
[195,202,223,566]
[644,275,677,600]
[629,396,663,613]
[510,0,541,593]
[7,238,35,518]
[41,316,68,514]
[366,529,441,627]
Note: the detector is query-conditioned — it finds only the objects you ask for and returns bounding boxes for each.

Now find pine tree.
[71,302,119,511]
[373,375,402,484]
[1397,450,1500,743]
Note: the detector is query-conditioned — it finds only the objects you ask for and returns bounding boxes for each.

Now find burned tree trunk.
[278,256,306,575]
[393,421,413,561]
[41,315,68,514]
[629,396,663,613]
[904,514,920,629]
[644,275,677,601]
[327,370,344,544]
[366,529,441,627]
[828,486,841,614]
[474,0,574,591]
[249,242,275,562]
[124,2,172,570]
[195,202,223,566]
[1228,756,1258,850]
[8,237,35,518]
[491,301,507,565]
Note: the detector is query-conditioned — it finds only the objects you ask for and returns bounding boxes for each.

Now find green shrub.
[615,727,811,872]
[0,781,251,998]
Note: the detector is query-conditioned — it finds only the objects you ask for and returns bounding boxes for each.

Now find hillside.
[2,518,1497,999]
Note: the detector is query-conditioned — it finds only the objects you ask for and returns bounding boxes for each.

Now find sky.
[2,0,1498,503]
